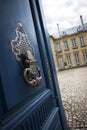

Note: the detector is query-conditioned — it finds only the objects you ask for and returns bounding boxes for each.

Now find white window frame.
[58,57,64,68]
[71,38,77,48]
[83,52,87,62]
[80,36,85,46]
[74,53,80,64]
[66,55,72,65]
[56,43,61,52]
[64,41,68,50]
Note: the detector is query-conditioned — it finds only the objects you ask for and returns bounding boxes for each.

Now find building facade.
[50,24,87,71]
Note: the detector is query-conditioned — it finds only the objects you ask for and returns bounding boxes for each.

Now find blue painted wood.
[0,0,67,130]
[29,0,53,90]
[35,0,67,129]
[0,0,46,110]
[0,75,7,118]
[42,108,62,130]
[29,0,57,108]
[0,90,54,130]
[0,96,4,119]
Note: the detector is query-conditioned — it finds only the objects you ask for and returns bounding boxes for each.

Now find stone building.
[50,17,87,71]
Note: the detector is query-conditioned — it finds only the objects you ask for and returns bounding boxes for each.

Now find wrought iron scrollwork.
[11,22,42,87]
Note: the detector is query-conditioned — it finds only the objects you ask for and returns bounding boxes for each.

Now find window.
[56,43,61,52]
[64,41,69,50]
[71,38,77,48]
[83,52,87,62]
[74,53,80,64]
[80,36,85,46]
[58,57,64,68]
[66,55,72,65]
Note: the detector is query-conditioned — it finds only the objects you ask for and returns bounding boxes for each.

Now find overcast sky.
[42,0,87,35]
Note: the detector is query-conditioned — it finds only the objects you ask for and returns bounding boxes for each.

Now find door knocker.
[11,22,42,87]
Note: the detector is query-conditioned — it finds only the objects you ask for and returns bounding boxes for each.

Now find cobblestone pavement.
[57,67,87,130]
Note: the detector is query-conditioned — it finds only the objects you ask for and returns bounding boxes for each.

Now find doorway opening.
[42,0,87,129]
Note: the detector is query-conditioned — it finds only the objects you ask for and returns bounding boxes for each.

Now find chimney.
[57,23,60,37]
[80,15,84,29]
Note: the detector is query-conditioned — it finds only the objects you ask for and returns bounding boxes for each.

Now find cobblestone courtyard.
[57,67,87,130]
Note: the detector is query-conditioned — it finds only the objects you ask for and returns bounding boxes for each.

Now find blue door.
[0,0,67,130]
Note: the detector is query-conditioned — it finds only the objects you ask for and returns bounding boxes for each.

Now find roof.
[51,23,87,39]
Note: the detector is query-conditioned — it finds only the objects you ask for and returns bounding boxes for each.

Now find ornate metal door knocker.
[11,22,42,87]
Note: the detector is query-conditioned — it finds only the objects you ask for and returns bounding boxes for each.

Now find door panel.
[0,0,67,130]
[0,0,46,110]
[1,90,55,130]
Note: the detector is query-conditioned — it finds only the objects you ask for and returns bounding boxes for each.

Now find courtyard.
[57,67,87,130]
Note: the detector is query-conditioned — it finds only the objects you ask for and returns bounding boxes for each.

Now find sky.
[42,0,87,35]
